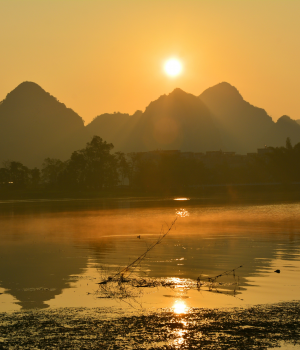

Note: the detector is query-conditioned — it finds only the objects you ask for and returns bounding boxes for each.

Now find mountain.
[199,82,300,152]
[131,88,222,151]
[199,82,274,152]
[86,110,143,152]
[87,89,222,152]
[0,82,89,167]
[275,115,300,146]
[2,81,300,168]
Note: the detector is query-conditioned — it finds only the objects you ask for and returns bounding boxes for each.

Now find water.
[0,197,300,313]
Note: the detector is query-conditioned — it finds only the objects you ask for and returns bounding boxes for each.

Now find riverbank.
[0,302,299,349]
[1,182,300,204]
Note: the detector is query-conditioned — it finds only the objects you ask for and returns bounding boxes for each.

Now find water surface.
[0,197,299,313]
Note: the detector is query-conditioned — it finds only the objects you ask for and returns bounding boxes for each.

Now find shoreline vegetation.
[1,135,300,202]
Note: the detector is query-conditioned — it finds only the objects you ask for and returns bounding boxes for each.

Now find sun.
[164,58,182,77]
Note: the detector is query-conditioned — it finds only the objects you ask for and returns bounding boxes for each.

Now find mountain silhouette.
[87,88,222,152]
[0,82,89,167]
[130,88,222,151]
[199,82,300,152]
[86,110,143,152]
[275,115,300,146]
[1,81,300,167]
[199,82,274,152]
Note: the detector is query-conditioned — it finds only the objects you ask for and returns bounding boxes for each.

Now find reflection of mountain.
[1,200,300,309]
[0,241,88,309]
[0,203,119,310]
[143,231,276,281]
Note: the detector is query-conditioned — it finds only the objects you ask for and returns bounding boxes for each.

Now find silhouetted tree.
[268,137,300,183]
[42,158,66,187]
[65,136,119,189]
[29,167,41,187]
[1,161,29,188]
[115,152,129,185]
[286,137,293,151]
[127,153,140,187]
[0,167,10,186]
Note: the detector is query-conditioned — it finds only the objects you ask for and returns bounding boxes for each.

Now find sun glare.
[164,58,182,77]
[173,300,188,314]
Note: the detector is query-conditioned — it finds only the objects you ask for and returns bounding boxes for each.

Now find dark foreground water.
[0,197,300,349]
[0,301,300,349]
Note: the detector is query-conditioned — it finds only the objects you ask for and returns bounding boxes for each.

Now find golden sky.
[1,0,300,124]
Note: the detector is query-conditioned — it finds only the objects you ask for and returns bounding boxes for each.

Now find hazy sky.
[1,0,300,124]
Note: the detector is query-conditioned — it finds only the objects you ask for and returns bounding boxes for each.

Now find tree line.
[0,136,300,192]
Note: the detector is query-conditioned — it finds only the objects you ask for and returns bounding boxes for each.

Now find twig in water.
[96,218,177,299]
[198,265,243,295]
[110,218,176,281]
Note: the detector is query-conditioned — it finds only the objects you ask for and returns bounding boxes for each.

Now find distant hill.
[130,88,222,152]
[199,82,300,152]
[0,82,89,167]
[275,115,300,146]
[1,81,300,167]
[87,88,222,152]
[88,84,300,154]
[86,110,143,152]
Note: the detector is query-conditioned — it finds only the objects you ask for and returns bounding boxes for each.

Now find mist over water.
[0,197,300,312]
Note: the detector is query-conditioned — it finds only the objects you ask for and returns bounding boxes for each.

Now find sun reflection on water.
[173,300,188,314]
[172,302,188,348]
[174,198,189,201]
[173,329,185,347]
[176,209,190,217]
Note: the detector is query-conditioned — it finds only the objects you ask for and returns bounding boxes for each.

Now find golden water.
[0,198,299,313]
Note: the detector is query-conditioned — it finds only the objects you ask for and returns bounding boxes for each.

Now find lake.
[1,197,300,314]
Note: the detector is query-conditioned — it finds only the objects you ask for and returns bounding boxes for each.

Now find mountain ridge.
[198,82,300,152]
[1,81,300,167]
[0,82,88,167]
